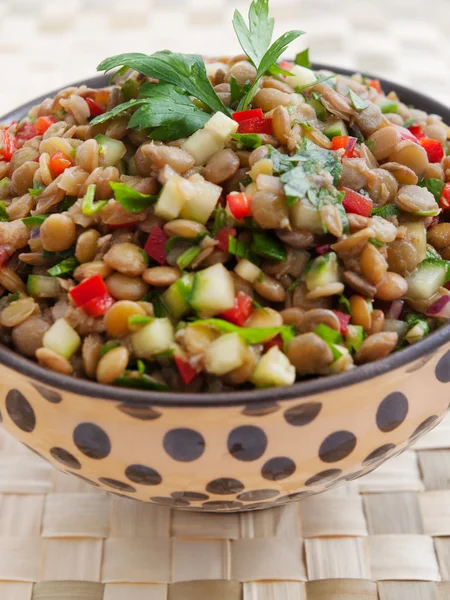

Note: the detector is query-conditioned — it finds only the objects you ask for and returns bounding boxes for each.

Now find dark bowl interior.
[1,65,449,408]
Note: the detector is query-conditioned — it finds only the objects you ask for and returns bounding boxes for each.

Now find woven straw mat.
[1,0,450,598]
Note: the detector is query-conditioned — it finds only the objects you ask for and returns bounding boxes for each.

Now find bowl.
[1,66,449,512]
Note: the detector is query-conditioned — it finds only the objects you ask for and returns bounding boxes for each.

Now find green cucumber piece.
[27,275,60,298]
[323,120,348,139]
[406,259,449,300]
[95,134,127,167]
[189,263,235,317]
[162,273,194,319]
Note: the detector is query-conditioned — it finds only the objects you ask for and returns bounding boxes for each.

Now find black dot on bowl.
[6,390,36,433]
[117,403,161,420]
[284,402,322,426]
[319,430,357,463]
[72,473,100,487]
[237,489,279,502]
[227,426,267,462]
[376,392,409,433]
[151,496,190,507]
[32,383,62,404]
[99,478,136,493]
[410,415,439,441]
[73,423,111,460]
[305,469,342,486]
[261,457,296,481]
[242,402,280,417]
[171,491,209,502]
[206,478,244,495]
[202,501,243,510]
[163,428,205,462]
[363,444,396,466]
[125,464,162,486]
[50,447,81,470]
[435,350,450,383]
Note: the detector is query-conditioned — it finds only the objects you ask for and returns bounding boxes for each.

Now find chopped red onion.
[426,295,450,318]
[30,226,41,239]
[386,300,404,320]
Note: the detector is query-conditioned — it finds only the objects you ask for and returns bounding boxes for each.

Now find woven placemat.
[0,412,450,600]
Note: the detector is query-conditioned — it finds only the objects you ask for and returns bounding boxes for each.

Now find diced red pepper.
[175,356,198,385]
[215,227,237,252]
[333,310,351,336]
[408,124,424,139]
[86,97,106,118]
[220,292,253,327]
[107,221,140,229]
[440,183,450,210]
[144,226,168,265]
[420,137,444,163]
[16,122,37,143]
[263,333,284,352]
[238,117,273,135]
[279,61,293,71]
[331,135,358,158]
[35,116,57,135]
[49,151,73,176]
[0,130,17,161]
[342,188,373,218]
[393,125,420,144]
[232,108,264,123]
[368,79,382,94]
[227,192,252,220]
[316,244,332,255]
[82,293,115,318]
[70,274,109,307]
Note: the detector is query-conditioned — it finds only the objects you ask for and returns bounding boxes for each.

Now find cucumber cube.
[251,346,296,387]
[154,175,188,220]
[204,333,247,375]
[189,263,235,317]
[131,317,174,358]
[43,318,81,359]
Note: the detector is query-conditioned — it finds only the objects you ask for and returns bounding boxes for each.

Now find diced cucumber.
[204,112,239,139]
[305,252,340,291]
[182,129,224,166]
[323,120,348,139]
[95,134,127,167]
[308,93,327,121]
[404,221,427,263]
[189,263,235,317]
[406,259,449,300]
[284,64,317,89]
[154,175,188,221]
[27,275,60,298]
[43,319,81,359]
[346,325,364,353]
[383,319,408,339]
[251,346,296,387]
[328,345,352,374]
[180,176,222,224]
[290,199,323,234]
[162,273,194,319]
[405,320,430,344]
[234,259,262,283]
[203,332,247,375]
[131,317,174,358]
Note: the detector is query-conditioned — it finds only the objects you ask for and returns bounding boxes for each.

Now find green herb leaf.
[194,318,295,345]
[266,63,293,77]
[6,292,20,303]
[0,201,9,222]
[137,359,146,375]
[295,48,311,68]
[129,315,154,326]
[403,118,418,128]
[364,139,375,152]
[115,375,169,391]
[60,196,77,212]
[295,73,335,92]
[0,177,10,190]
[232,0,275,69]
[121,78,140,101]
[48,257,79,277]
[314,323,343,345]
[100,342,121,357]
[97,51,229,116]
[81,184,107,216]
[252,231,287,261]
[176,246,201,270]
[268,146,296,175]
[418,178,446,202]
[381,101,398,114]
[28,181,45,197]
[230,76,253,108]
[369,237,384,248]
[90,98,149,126]
[212,206,228,236]
[231,133,262,149]
[370,203,400,218]
[109,181,157,212]
[228,236,251,259]
[338,295,352,314]
[348,89,369,112]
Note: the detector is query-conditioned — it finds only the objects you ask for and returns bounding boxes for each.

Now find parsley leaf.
[295,48,311,68]
[231,133,262,149]
[269,146,296,175]
[296,138,342,184]
[28,181,45,197]
[418,178,445,202]
[81,184,107,216]
[295,73,335,92]
[109,181,158,212]
[348,89,369,112]
[48,257,79,277]
[212,206,227,236]
[90,98,149,126]
[370,203,400,218]
[232,0,274,69]
[0,201,9,222]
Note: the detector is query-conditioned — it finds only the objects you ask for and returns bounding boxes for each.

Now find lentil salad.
[0,1,450,393]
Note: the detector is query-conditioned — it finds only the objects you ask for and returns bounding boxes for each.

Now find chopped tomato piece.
[238,117,273,135]
[175,356,198,385]
[227,192,252,220]
[0,130,17,161]
[70,274,109,307]
[219,291,253,327]
[316,244,332,255]
[16,122,37,143]
[333,310,351,336]
[49,151,73,176]
[368,79,382,94]
[331,135,358,158]
[35,116,57,135]
[342,188,373,217]
[263,333,283,352]
[215,227,237,252]
[232,108,264,123]
[420,137,444,163]
[82,293,115,317]
[86,97,106,117]
[440,183,450,210]
[408,124,424,139]
[279,61,293,71]
[144,226,168,265]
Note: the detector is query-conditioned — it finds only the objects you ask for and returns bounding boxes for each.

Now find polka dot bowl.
[1,68,449,512]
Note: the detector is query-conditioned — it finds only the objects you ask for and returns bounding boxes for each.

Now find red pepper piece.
[227,192,252,220]
[342,188,373,218]
[440,183,450,210]
[70,274,109,307]
[408,124,424,139]
[82,293,115,317]
[232,108,264,123]
[420,137,445,163]
[263,333,284,352]
[393,125,420,144]
[238,117,273,135]
[0,130,17,161]
[16,122,37,143]
[144,226,168,265]
[215,227,237,252]
[175,356,198,385]
[331,135,358,158]
[86,97,106,117]
[219,291,253,327]
[279,61,293,71]
[49,151,73,176]
[368,79,382,94]
[316,244,332,255]
[107,221,140,229]
[35,116,57,135]
[333,310,351,336]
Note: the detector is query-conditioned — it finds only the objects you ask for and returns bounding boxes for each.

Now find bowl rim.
[1,64,449,408]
